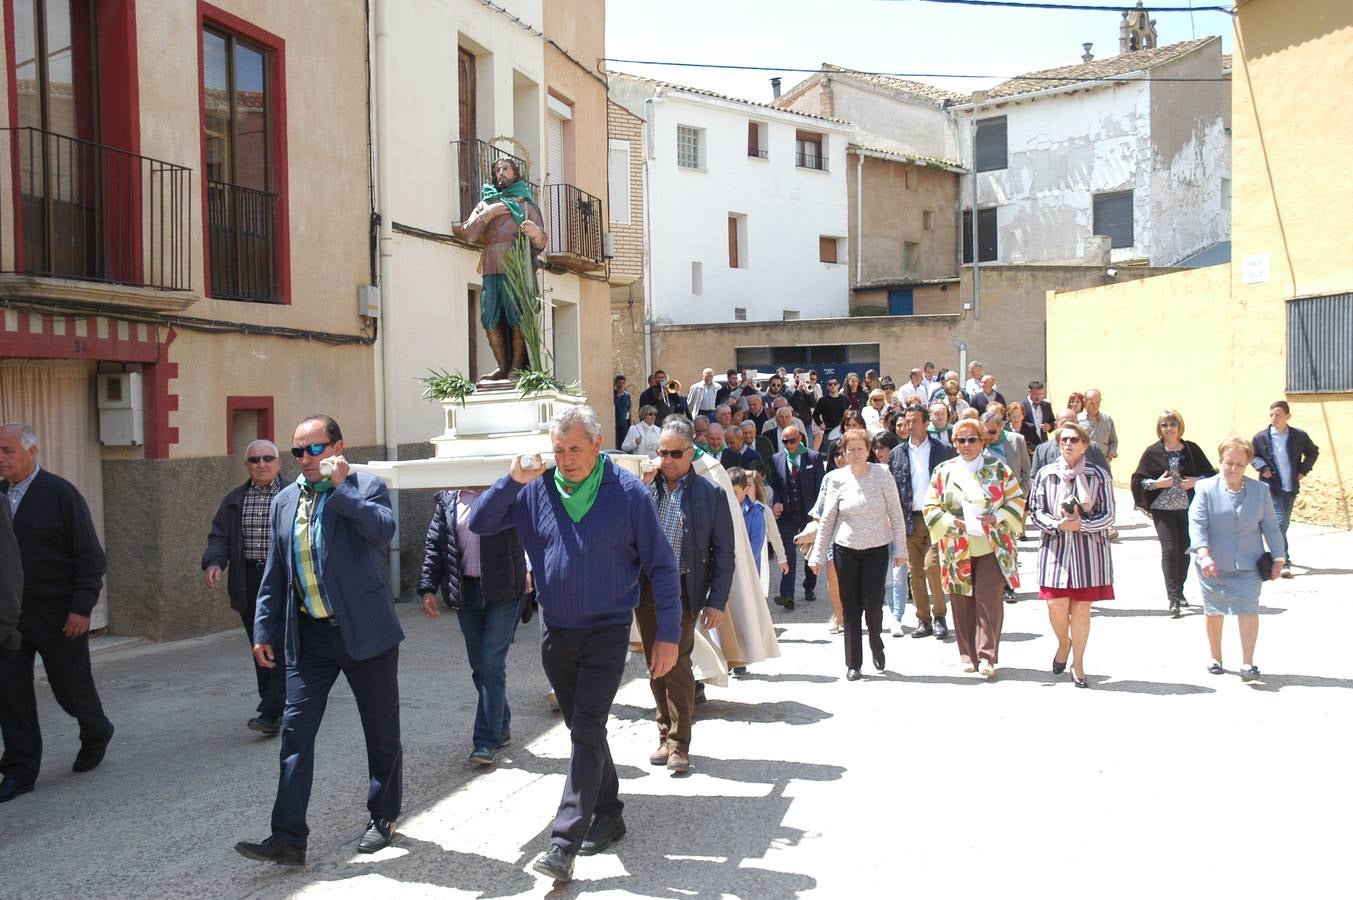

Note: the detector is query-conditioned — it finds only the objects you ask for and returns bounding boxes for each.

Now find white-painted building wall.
[380,0,565,448]
[609,81,853,324]
[957,41,1229,267]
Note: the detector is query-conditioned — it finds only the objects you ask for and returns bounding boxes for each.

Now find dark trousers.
[1152,509,1191,602]
[241,561,285,720]
[539,621,629,854]
[777,514,819,599]
[634,582,697,753]
[456,577,517,752]
[270,614,402,846]
[949,554,1005,665]
[0,614,114,786]
[833,543,888,670]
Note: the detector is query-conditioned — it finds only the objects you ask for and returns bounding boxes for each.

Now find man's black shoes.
[532,844,575,882]
[357,817,396,853]
[579,814,627,855]
[933,616,949,639]
[0,776,34,803]
[911,621,934,639]
[802,589,816,602]
[248,715,281,737]
[72,738,111,773]
[235,836,306,866]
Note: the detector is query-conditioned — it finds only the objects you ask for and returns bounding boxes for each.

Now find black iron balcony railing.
[796,151,828,172]
[542,182,604,271]
[450,139,535,224]
[207,180,278,303]
[0,126,192,290]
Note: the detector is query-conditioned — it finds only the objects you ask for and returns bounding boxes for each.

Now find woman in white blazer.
[621,405,662,457]
[1188,437,1285,682]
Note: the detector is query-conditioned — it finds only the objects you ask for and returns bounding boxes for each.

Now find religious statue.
[462,157,548,385]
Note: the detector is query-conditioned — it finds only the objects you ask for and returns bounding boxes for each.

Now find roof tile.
[984,37,1217,101]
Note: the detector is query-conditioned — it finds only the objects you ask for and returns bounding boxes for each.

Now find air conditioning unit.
[96,372,144,446]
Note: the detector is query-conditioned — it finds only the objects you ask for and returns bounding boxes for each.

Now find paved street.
[3,490,1350,899]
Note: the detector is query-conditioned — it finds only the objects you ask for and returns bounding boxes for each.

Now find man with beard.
[462,157,548,383]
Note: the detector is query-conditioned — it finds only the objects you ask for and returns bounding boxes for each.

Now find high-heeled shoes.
[1052,655,1068,676]
[1072,672,1088,688]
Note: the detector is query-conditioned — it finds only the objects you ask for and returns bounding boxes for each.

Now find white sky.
[606,0,1235,102]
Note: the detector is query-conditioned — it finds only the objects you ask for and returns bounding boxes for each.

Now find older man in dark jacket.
[202,440,287,735]
[0,501,20,657]
[638,417,734,776]
[768,425,825,609]
[888,406,957,638]
[418,488,527,767]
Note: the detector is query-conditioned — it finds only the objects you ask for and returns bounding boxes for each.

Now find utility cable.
[906,0,1233,13]
[605,59,1231,84]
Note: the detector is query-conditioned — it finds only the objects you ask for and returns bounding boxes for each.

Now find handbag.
[1256,551,1275,580]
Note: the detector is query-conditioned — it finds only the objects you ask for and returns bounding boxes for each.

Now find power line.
[907,0,1233,13]
[605,58,1232,85]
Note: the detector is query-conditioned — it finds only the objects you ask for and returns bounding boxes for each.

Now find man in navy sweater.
[471,405,680,884]
[0,422,113,803]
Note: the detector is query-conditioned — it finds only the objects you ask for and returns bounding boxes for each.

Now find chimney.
[770,77,782,100]
[1081,42,1094,63]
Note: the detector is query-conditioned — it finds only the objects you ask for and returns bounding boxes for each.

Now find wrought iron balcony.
[450,139,536,224]
[207,180,278,303]
[0,127,192,292]
[796,151,828,172]
[541,182,604,273]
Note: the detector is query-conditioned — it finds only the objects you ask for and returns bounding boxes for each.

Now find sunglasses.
[657,448,688,458]
[954,436,982,445]
[784,438,800,446]
[291,441,335,459]
[1058,436,1083,444]
[246,455,278,464]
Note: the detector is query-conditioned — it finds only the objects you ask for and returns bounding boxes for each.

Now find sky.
[605,0,1235,102]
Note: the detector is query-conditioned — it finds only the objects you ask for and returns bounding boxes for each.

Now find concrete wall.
[609,78,853,324]
[849,154,960,283]
[780,75,959,162]
[380,0,546,447]
[1045,0,1353,530]
[543,0,612,408]
[959,38,1227,267]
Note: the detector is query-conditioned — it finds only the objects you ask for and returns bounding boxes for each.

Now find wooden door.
[457,48,476,217]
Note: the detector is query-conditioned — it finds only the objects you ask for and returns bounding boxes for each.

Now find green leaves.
[504,232,548,372]
[417,368,478,406]
[514,368,582,398]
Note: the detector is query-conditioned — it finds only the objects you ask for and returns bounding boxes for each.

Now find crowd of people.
[0,376,1320,882]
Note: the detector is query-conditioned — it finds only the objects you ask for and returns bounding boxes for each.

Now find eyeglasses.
[954,436,982,445]
[657,448,688,458]
[291,441,335,459]
[783,438,800,446]
[1058,436,1083,444]
[246,455,278,464]
[1160,422,1179,429]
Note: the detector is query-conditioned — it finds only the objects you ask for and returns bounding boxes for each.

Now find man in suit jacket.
[768,426,825,609]
[1251,400,1320,575]
[0,500,19,658]
[202,440,287,735]
[740,421,775,472]
[638,417,734,776]
[888,406,957,638]
[1021,380,1055,443]
[969,375,1007,416]
[235,415,403,866]
[0,423,114,803]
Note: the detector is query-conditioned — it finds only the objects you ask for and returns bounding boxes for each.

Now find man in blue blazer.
[768,425,825,609]
[888,405,957,638]
[1251,401,1320,575]
[235,415,403,866]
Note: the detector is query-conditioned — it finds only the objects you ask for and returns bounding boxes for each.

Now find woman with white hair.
[621,405,662,457]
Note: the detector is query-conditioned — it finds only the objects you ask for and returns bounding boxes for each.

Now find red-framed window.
[197,2,289,304]
[225,394,274,455]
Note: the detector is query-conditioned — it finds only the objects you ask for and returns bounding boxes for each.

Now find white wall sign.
[1242,253,1271,285]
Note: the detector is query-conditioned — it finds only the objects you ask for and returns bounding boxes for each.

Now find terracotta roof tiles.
[984,37,1218,101]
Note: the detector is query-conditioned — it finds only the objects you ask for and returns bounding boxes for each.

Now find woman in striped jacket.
[1029,421,1116,688]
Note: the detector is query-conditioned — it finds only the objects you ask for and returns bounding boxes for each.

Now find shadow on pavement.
[738,672,837,684]
[1000,631,1041,642]
[776,637,832,645]
[612,699,832,726]
[1247,673,1353,692]
[1092,607,1179,618]
[1088,677,1216,695]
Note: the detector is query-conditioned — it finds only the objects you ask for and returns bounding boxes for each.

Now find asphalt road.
[2,491,1348,899]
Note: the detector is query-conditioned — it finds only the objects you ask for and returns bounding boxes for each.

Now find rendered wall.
[781,76,959,162]
[849,155,960,283]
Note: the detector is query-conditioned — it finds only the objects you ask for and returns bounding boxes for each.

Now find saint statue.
[462,157,548,384]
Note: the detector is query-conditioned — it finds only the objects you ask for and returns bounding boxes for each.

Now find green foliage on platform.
[418,368,478,406]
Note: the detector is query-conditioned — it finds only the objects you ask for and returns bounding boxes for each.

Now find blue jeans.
[1270,490,1296,560]
[457,578,518,752]
[882,542,908,619]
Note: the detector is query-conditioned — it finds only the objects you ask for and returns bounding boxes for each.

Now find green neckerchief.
[785,445,807,470]
[694,443,711,459]
[481,178,535,225]
[554,457,605,523]
[296,472,335,493]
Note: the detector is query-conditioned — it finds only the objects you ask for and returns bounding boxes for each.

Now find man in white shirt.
[687,369,720,417]
[886,406,956,638]
[964,361,985,398]
[899,369,928,406]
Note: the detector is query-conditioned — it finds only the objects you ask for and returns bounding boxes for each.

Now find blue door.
[888,289,914,315]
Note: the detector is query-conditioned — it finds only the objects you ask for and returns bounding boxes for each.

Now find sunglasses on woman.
[953,436,982,445]
[291,441,335,459]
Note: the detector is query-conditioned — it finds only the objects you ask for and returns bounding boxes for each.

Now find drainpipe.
[374,0,400,592]
[969,91,987,321]
[855,150,864,286]
[641,95,662,377]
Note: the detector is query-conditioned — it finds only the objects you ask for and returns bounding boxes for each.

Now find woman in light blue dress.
[1188,437,1286,681]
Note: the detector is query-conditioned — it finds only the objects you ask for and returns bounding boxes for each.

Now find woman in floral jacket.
[923,418,1026,678]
